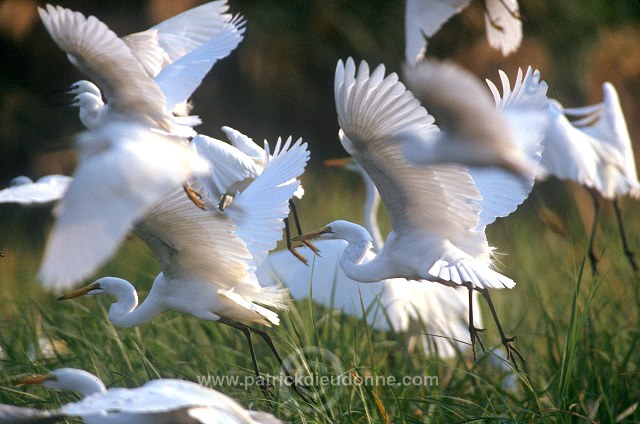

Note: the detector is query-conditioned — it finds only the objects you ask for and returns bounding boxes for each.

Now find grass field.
[1,169,639,423]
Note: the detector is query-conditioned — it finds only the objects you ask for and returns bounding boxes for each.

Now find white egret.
[294,58,548,368]
[38,123,210,289]
[15,368,282,423]
[57,138,310,398]
[0,175,71,205]
[401,59,543,177]
[405,0,522,65]
[538,82,640,274]
[39,3,245,137]
[191,127,318,264]
[258,157,480,359]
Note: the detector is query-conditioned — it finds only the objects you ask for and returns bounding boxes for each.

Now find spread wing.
[484,0,522,56]
[38,123,209,290]
[191,134,259,199]
[227,137,310,269]
[0,175,72,205]
[404,0,471,65]
[334,58,484,253]
[470,67,548,230]
[124,1,236,76]
[38,5,170,129]
[155,19,245,111]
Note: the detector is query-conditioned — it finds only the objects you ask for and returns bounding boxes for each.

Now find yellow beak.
[57,282,101,301]
[323,157,351,168]
[291,226,332,242]
[15,374,54,386]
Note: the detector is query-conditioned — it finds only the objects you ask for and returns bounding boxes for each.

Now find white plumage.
[405,0,522,65]
[15,368,282,424]
[0,175,71,205]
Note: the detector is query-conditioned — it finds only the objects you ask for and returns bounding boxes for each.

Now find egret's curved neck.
[337,224,384,283]
[360,171,383,253]
[101,277,163,328]
[76,93,106,130]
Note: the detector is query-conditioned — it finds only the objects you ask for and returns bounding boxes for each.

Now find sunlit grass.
[1,176,639,422]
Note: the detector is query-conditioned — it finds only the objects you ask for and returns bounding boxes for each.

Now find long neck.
[102,278,163,328]
[337,226,383,283]
[361,171,384,253]
[77,94,106,129]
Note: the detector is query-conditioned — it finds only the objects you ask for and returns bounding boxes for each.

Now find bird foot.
[469,326,486,362]
[289,247,309,266]
[502,335,524,370]
[302,239,321,256]
[183,184,206,210]
[282,375,314,405]
[255,375,275,398]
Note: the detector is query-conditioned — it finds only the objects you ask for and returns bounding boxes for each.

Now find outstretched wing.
[470,67,548,230]
[227,137,310,269]
[0,175,72,205]
[38,124,209,290]
[484,0,522,56]
[124,1,236,76]
[38,5,170,130]
[155,19,245,111]
[191,134,259,200]
[334,58,483,254]
[404,0,471,65]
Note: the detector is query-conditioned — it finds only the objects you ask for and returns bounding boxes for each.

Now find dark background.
[1,0,639,184]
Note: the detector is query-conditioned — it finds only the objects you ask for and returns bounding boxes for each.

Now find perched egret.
[405,0,522,65]
[294,58,548,368]
[39,3,245,137]
[538,82,640,274]
[38,123,210,289]
[0,175,71,205]
[258,157,480,358]
[57,138,310,398]
[401,59,542,177]
[15,368,282,423]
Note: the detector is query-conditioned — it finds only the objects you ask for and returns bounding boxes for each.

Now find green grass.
[1,176,640,423]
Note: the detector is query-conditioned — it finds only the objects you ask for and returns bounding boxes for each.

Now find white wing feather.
[227,137,310,269]
[484,0,522,56]
[470,67,548,230]
[155,20,245,112]
[404,0,471,65]
[38,124,209,290]
[38,5,170,130]
[0,175,72,205]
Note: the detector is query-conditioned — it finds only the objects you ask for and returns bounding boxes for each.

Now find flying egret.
[405,0,522,65]
[57,137,310,398]
[15,368,283,423]
[37,122,210,289]
[0,175,71,205]
[538,82,640,275]
[188,127,318,264]
[258,157,481,358]
[294,58,548,368]
[401,59,541,177]
[39,3,245,137]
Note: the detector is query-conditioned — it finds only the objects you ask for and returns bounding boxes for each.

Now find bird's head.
[57,281,104,300]
[293,220,370,243]
[16,368,106,395]
[67,80,101,97]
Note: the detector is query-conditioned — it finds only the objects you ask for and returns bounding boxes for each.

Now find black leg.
[587,189,600,277]
[613,198,639,275]
[218,318,274,398]
[289,199,320,255]
[478,289,524,370]
[285,216,309,266]
[465,283,485,361]
[247,325,313,404]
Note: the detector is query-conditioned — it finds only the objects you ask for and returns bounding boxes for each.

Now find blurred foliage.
[0,0,639,185]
